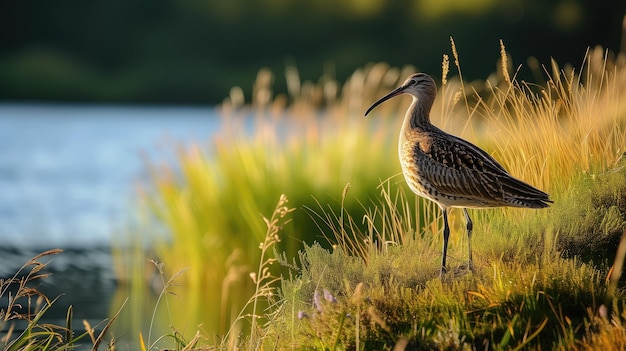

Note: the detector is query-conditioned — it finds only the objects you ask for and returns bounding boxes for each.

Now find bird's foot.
[439,266,448,279]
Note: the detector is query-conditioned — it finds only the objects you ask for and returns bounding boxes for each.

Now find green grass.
[118,62,427,336]
[116,40,626,349]
[264,178,626,350]
[236,43,626,349]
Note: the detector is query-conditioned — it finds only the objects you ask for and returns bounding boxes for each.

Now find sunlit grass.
[254,41,626,350]
[254,42,625,349]
[123,61,426,336]
[400,40,626,275]
[473,46,625,193]
[119,39,626,349]
[265,180,626,349]
[271,241,622,349]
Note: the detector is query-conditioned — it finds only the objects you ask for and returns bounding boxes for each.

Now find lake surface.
[0,103,222,249]
[0,103,222,348]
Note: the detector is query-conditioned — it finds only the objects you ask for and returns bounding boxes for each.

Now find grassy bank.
[263,172,626,349]
[111,41,626,349]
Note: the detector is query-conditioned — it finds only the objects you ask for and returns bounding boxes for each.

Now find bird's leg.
[440,208,450,278]
[463,208,474,272]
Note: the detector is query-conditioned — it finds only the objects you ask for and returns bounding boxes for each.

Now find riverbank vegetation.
[114,40,626,349]
[4,40,624,349]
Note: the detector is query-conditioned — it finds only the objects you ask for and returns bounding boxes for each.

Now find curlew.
[365,73,551,277]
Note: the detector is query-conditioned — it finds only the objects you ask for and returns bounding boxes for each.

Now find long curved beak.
[364,85,406,116]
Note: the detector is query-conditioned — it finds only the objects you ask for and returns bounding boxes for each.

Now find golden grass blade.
[91,297,128,351]
[139,332,147,351]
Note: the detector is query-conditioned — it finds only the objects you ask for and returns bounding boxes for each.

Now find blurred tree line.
[1,0,624,105]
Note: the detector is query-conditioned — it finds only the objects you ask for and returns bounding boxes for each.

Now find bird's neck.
[404,97,433,132]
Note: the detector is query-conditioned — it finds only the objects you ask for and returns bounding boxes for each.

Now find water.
[0,103,223,248]
[0,103,222,347]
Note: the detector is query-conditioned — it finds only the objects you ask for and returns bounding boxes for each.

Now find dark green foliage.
[2,1,625,103]
[555,166,626,266]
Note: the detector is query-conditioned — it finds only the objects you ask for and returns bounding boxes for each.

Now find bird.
[364,73,552,277]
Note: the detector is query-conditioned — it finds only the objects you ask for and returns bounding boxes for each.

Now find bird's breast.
[398,134,433,199]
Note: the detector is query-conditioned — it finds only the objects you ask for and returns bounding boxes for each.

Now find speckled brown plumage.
[365,73,551,277]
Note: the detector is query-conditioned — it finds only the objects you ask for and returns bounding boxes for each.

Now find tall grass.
[128,62,425,336]
[428,41,626,269]
[121,39,626,348]
[475,46,625,192]
[264,39,626,346]
[295,40,626,274]
[260,41,626,349]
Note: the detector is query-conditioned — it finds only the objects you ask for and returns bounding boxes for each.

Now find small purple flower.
[314,288,337,312]
[313,289,322,311]
[323,289,337,303]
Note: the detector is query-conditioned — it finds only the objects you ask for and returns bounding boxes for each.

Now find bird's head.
[365,73,437,116]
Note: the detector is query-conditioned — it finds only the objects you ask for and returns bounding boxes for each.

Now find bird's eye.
[410,80,416,85]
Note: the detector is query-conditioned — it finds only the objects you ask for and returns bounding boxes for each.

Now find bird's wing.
[414,133,549,204]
